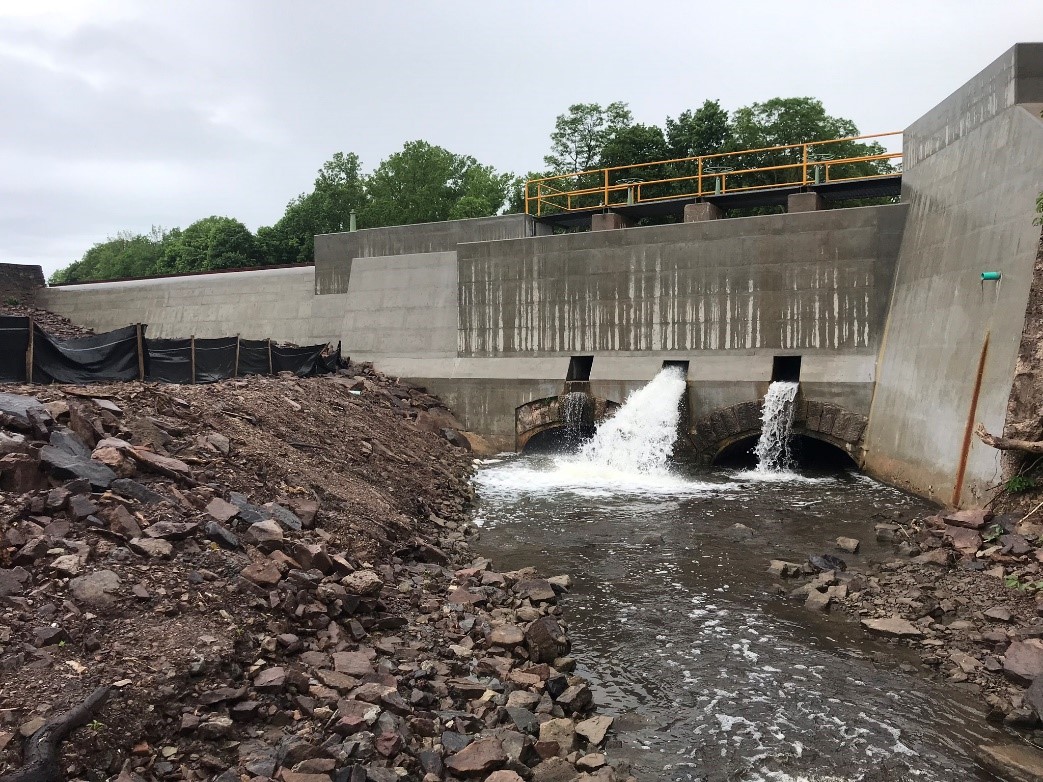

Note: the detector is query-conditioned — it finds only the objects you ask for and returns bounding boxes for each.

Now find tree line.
[50,97,891,284]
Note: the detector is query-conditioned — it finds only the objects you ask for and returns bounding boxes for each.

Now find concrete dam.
[28,43,1043,509]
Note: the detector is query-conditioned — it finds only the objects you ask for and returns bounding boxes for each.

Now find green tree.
[259,152,368,264]
[599,123,670,170]
[543,102,633,173]
[665,99,732,159]
[50,227,169,284]
[727,97,886,191]
[163,216,259,273]
[362,141,511,227]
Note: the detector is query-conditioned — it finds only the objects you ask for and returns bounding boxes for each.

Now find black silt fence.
[0,316,30,383]
[145,338,193,384]
[0,319,340,385]
[32,324,143,384]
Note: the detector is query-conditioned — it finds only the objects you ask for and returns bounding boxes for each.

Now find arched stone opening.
[691,398,867,468]
[516,394,619,453]
[713,432,861,470]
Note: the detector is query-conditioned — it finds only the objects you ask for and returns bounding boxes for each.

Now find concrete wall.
[864,44,1043,507]
[314,214,547,295]
[442,205,905,441]
[342,252,459,357]
[38,266,346,345]
[458,206,905,355]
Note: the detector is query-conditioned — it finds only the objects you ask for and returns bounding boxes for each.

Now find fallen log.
[0,686,110,782]
[975,423,1043,454]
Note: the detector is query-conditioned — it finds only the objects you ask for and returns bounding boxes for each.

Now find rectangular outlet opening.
[772,355,802,382]
[662,360,690,377]
[566,355,594,382]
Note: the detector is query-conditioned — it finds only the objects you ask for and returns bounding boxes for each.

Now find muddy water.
[473,456,1012,782]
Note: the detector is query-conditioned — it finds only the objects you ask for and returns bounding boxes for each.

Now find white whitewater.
[559,391,588,449]
[473,365,731,500]
[578,365,688,474]
[753,381,799,473]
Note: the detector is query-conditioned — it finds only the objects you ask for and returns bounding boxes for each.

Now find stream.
[470,371,1012,781]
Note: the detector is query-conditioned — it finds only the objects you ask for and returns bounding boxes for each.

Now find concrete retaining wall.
[458,206,905,355]
[864,44,1043,507]
[314,214,546,295]
[38,266,346,345]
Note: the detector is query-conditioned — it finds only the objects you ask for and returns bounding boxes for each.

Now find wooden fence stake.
[135,324,145,381]
[26,317,34,384]
[190,336,196,384]
[267,339,273,375]
[234,335,241,377]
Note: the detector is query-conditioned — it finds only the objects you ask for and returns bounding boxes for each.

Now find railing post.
[697,157,703,197]
[524,182,530,216]
[802,144,809,185]
[603,169,609,207]
[536,183,542,217]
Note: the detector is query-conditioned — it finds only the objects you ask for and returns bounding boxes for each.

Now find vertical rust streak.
[953,333,990,507]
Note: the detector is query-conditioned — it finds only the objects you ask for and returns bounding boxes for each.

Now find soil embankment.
[0,368,622,781]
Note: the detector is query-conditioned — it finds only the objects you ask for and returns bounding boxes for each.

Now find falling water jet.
[754,381,799,473]
[578,366,688,475]
[559,391,590,450]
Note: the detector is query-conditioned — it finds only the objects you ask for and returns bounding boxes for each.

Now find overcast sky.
[2,1,1041,277]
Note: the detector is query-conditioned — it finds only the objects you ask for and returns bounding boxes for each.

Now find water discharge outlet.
[578,365,688,474]
[566,355,593,382]
[754,381,800,472]
[772,355,802,383]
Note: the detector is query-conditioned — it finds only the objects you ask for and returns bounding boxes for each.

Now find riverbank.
[769,500,1043,779]
[0,371,625,781]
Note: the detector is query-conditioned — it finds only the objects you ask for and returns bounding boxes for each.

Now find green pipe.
[981,271,1001,281]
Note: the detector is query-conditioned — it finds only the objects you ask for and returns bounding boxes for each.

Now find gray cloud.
[2,0,1041,276]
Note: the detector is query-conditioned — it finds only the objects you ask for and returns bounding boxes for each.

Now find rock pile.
[767,506,1043,776]
[0,369,625,781]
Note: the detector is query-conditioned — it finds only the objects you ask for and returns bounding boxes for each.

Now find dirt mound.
[0,368,625,781]
[0,304,94,340]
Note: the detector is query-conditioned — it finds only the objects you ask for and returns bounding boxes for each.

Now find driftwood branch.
[0,686,110,782]
[975,423,1043,454]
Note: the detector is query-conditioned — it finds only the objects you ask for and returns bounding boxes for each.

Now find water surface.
[473,455,1010,782]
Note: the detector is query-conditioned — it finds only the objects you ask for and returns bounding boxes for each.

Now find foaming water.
[733,469,835,485]
[476,367,718,500]
[580,366,687,474]
[474,455,736,502]
[754,381,799,473]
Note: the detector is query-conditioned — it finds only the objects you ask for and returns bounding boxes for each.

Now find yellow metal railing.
[524,131,902,217]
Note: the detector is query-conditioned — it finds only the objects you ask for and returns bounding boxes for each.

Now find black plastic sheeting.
[33,324,141,384]
[191,337,237,384]
[238,339,272,376]
[273,342,340,376]
[1,321,338,385]
[145,338,193,384]
[0,316,29,382]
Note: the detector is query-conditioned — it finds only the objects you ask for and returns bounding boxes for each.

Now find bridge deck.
[533,175,902,230]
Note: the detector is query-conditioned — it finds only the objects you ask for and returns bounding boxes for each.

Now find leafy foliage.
[363,141,511,227]
[1005,474,1037,493]
[544,102,633,173]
